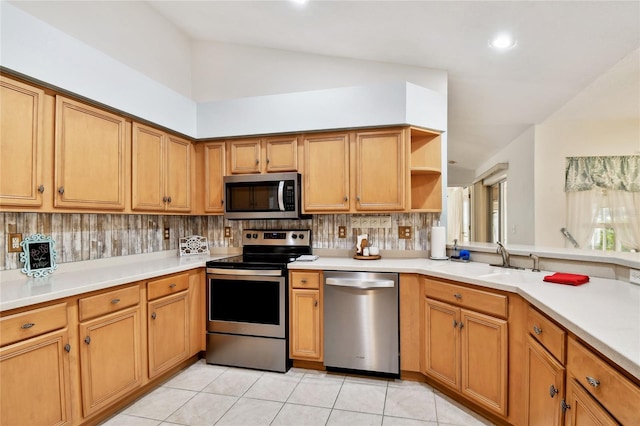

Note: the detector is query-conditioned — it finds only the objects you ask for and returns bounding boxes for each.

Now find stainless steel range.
[205,229,312,373]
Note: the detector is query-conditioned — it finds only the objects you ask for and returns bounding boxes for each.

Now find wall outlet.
[163,227,170,240]
[630,269,640,285]
[338,226,347,238]
[224,227,232,238]
[398,226,412,239]
[8,233,22,253]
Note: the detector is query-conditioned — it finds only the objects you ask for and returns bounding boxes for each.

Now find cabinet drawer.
[147,273,189,301]
[79,284,140,321]
[567,337,640,425]
[291,271,320,289]
[527,306,566,362]
[424,278,508,318]
[0,303,67,346]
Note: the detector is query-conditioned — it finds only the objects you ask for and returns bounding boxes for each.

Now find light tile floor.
[101,360,494,426]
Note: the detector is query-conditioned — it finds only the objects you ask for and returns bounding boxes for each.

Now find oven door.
[207,271,286,339]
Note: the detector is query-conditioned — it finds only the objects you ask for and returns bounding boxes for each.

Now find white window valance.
[565,156,640,192]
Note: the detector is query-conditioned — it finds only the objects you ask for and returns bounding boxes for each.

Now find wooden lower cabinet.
[147,291,190,378]
[424,297,508,416]
[524,335,565,426]
[78,306,142,417]
[564,379,618,426]
[0,329,72,426]
[289,270,323,361]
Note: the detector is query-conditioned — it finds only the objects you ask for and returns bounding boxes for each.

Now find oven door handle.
[278,180,285,211]
[207,268,283,276]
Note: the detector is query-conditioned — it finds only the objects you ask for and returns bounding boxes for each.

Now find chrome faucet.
[496,241,510,267]
[529,253,540,272]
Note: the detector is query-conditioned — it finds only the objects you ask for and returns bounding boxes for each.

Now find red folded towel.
[543,272,590,286]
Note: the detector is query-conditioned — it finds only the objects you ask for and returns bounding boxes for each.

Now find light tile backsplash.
[0,212,440,271]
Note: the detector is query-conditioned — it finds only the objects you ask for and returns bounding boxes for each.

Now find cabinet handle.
[266,158,270,164]
[151,312,157,320]
[314,299,318,307]
[167,196,172,203]
[453,293,462,299]
[301,279,307,284]
[58,186,64,195]
[84,336,91,344]
[21,322,35,329]
[549,385,559,398]
[163,196,168,203]
[221,200,224,205]
[111,298,120,304]
[356,196,360,202]
[561,399,571,413]
[453,320,458,328]
[64,343,71,352]
[533,325,542,335]
[459,322,464,329]
[255,159,259,165]
[169,283,176,288]
[344,196,348,202]
[586,376,600,388]
[38,185,45,193]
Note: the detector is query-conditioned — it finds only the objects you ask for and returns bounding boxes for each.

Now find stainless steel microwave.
[223,172,306,220]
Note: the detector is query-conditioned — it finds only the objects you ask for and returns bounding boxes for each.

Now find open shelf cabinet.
[409,127,442,211]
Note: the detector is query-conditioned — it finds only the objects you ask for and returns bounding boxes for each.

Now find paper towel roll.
[430,226,447,259]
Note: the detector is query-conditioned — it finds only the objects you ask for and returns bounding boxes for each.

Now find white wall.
[475,127,536,245]
[0,2,197,136]
[535,48,640,247]
[191,40,447,102]
[7,0,193,98]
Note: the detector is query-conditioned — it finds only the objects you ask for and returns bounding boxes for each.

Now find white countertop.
[1,252,638,381]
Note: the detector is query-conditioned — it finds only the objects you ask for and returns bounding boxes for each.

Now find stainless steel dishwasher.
[323,271,399,377]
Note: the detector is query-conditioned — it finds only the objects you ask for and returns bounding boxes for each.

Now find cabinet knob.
[453,293,462,300]
[169,283,176,288]
[586,376,600,388]
[84,336,91,344]
[344,196,348,202]
[453,320,458,328]
[221,200,224,205]
[266,158,270,164]
[255,159,259,165]
[111,298,120,304]
[533,325,542,335]
[356,196,360,202]
[58,186,65,195]
[167,196,172,203]
[21,322,35,329]
[314,299,318,307]
[64,343,71,353]
[459,322,464,329]
[561,399,571,414]
[301,279,307,284]
[151,312,157,320]
[549,385,559,398]
[38,185,45,194]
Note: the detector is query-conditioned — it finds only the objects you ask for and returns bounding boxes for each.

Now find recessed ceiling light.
[489,33,517,50]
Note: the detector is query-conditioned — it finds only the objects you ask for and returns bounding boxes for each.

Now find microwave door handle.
[278,181,285,211]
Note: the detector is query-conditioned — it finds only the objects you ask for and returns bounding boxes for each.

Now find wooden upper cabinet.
[203,142,226,213]
[355,129,405,211]
[55,96,126,210]
[303,132,350,212]
[132,122,191,212]
[264,136,298,172]
[409,128,442,212]
[0,76,45,207]
[229,136,298,174]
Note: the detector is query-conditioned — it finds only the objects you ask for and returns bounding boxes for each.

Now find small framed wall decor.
[20,233,58,277]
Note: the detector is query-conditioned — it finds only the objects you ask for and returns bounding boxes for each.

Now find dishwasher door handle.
[325,277,394,289]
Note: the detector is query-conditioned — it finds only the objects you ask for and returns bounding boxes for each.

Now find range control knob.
[298,234,305,240]
[245,233,252,239]
[292,234,298,239]
[252,233,258,239]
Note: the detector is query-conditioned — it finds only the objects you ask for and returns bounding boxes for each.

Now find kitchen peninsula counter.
[1,251,638,380]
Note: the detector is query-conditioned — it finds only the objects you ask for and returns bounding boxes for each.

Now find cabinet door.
[290,289,322,360]
[55,96,126,209]
[460,308,508,416]
[303,133,350,212]
[229,138,261,173]
[564,379,618,426]
[165,135,191,212]
[0,76,45,207]
[0,329,72,426]
[265,136,298,172]
[203,142,226,212]
[79,307,142,417]
[424,298,460,390]
[148,291,189,378]
[132,122,165,211]
[355,129,405,211]
[525,335,565,426]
